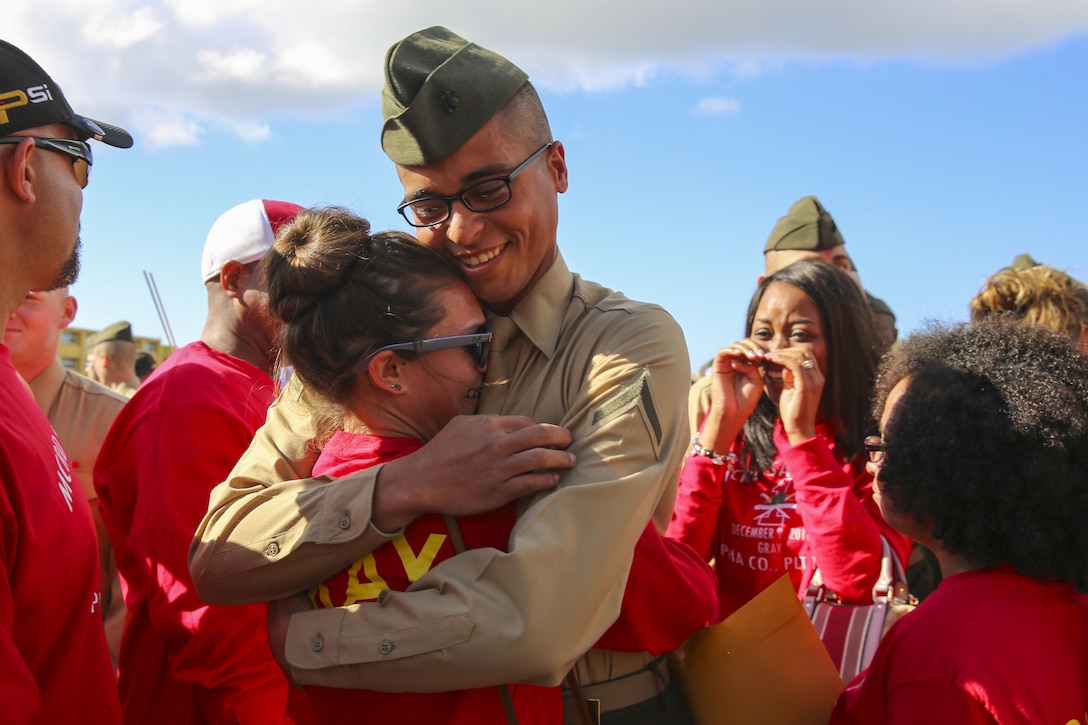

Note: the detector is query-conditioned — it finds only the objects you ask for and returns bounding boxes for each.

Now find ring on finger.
[800,357,815,369]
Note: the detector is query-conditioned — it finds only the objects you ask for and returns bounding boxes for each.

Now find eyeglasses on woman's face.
[863,435,886,464]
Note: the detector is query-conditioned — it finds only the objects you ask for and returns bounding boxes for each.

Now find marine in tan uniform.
[86,320,141,398]
[4,287,128,663]
[191,26,694,722]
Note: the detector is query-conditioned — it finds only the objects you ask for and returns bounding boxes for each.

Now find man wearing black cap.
[194,26,701,723]
[0,38,131,723]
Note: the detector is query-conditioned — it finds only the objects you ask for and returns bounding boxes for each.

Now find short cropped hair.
[874,318,1088,590]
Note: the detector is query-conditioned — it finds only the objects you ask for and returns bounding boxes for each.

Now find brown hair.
[264,206,465,432]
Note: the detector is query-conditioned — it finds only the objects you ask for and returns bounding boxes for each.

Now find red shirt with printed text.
[0,345,121,723]
[668,419,910,620]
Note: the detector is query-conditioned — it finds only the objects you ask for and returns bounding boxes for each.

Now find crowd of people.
[2,24,1087,725]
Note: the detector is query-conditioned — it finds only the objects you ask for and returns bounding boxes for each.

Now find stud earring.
[390,383,402,391]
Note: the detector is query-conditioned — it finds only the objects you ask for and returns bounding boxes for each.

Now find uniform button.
[338,514,351,530]
[266,542,281,557]
[312,636,324,652]
[378,639,396,655]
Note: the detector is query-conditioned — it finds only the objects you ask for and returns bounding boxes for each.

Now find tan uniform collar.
[26,357,67,413]
[491,251,573,359]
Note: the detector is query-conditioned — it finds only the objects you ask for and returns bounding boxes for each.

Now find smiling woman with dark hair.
[668,260,910,620]
[831,317,1088,723]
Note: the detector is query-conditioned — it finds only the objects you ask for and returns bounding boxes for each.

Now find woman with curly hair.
[667,260,910,620]
[831,317,1088,723]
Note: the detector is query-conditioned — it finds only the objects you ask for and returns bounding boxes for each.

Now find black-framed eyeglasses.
[0,137,93,188]
[397,142,554,228]
[355,331,492,372]
[863,435,886,464]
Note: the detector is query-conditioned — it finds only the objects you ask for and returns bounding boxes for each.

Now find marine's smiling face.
[396,113,567,315]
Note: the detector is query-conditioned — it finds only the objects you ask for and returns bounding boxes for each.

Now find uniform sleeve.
[666,453,726,563]
[283,307,692,691]
[776,428,912,605]
[97,402,294,720]
[189,376,400,604]
[594,520,717,653]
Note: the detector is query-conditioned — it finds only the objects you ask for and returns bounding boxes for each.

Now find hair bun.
[265,207,372,324]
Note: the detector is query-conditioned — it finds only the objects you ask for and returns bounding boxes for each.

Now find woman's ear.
[367,349,407,394]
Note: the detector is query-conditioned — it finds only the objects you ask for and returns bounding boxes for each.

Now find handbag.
[671,574,845,725]
[802,537,917,682]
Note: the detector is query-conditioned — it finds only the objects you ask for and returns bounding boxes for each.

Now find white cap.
[201,199,304,282]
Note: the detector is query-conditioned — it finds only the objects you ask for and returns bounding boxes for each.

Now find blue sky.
[8,3,1088,372]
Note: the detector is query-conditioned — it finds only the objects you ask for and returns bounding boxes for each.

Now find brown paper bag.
[671,574,846,725]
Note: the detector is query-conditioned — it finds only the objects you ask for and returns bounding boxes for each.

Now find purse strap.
[443,516,520,725]
[807,536,909,604]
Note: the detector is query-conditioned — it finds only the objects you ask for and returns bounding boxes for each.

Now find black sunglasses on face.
[0,136,93,188]
[355,331,493,373]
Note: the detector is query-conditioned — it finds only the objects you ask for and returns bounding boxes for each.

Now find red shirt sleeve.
[778,427,911,605]
[594,521,717,653]
[666,454,725,563]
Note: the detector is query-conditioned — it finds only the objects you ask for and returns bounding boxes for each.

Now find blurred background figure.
[134,350,156,383]
[866,292,898,352]
[970,259,1088,352]
[86,321,141,397]
[4,287,128,665]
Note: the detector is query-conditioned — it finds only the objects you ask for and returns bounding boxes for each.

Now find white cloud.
[138,117,204,149]
[83,8,164,49]
[196,48,270,83]
[695,96,742,116]
[8,0,1088,147]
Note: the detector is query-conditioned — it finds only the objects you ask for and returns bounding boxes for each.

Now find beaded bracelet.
[689,435,736,466]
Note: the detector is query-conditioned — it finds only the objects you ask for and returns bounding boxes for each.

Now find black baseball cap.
[1,39,132,148]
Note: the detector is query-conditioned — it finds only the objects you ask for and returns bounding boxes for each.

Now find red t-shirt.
[831,566,1088,724]
[668,419,910,620]
[306,432,561,725]
[95,341,313,724]
[0,345,121,723]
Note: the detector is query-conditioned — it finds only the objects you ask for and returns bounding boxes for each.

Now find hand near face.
[708,341,768,429]
[764,347,824,444]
